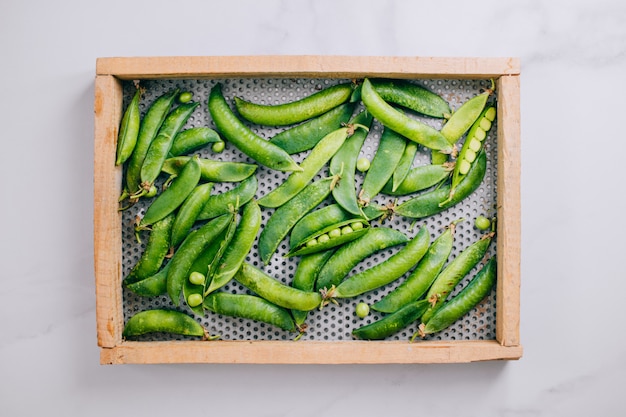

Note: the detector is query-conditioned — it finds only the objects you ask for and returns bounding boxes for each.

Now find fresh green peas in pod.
[380,164,452,196]
[368,79,451,119]
[162,156,257,184]
[122,309,208,339]
[115,87,141,166]
[208,83,301,173]
[125,262,170,298]
[234,82,354,126]
[287,218,371,258]
[391,141,419,193]
[168,127,223,157]
[291,250,335,329]
[352,300,430,340]
[170,182,214,248]
[196,175,258,221]
[269,102,356,154]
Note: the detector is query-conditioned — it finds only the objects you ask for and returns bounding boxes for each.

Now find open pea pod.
[286,218,370,257]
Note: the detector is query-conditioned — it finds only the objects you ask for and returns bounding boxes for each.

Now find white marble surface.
[1,0,625,415]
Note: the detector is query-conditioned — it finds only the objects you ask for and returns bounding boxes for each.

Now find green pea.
[484,107,496,121]
[353,300,430,340]
[341,225,354,235]
[458,160,472,175]
[360,78,452,152]
[317,234,330,244]
[418,257,496,338]
[468,138,481,152]
[115,87,141,166]
[188,271,205,286]
[125,89,178,194]
[351,221,364,231]
[475,215,492,231]
[235,263,322,311]
[234,82,354,126]
[208,83,302,172]
[355,302,370,319]
[306,238,318,247]
[270,102,356,154]
[479,118,492,131]
[329,228,342,239]
[464,149,477,163]
[211,141,225,153]
[368,79,451,119]
[122,309,207,339]
[356,157,371,172]
[187,293,203,307]
[258,126,356,208]
[178,91,193,103]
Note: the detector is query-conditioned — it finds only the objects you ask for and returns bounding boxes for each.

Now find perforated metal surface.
[121,77,497,342]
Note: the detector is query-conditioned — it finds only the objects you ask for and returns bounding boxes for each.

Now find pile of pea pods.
[117,77,498,342]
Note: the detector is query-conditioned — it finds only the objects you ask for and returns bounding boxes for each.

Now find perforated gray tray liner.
[121,77,497,342]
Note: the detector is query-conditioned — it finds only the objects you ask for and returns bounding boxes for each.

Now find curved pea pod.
[440,106,496,206]
[391,141,418,193]
[196,175,258,221]
[170,182,214,248]
[360,78,452,152]
[115,87,141,166]
[369,79,451,118]
[258,125,356,208]
[433,86,492,164]
[291,250,335,328]
[329,110,373,215]
[288,204,354,249]
[203,292,296,333]
[168,127,223,157]
[208,83,301,172]
[123,213,175,285]
[122,309,207,339]
[139,101,199,190]
[371,223,457,313]
[162,156,257,183]
[138,155,202,227]
[258,177,333,265]
[125,262,170,297]
[325,226,430,301]
[286,218,370,257]
[126,89,178,193]
[418,257,496,338]
[166,213,233,306]
[315,227,409,291]
[235,263,323,311]
[269,102,356,154]
[421,233,493,323]
[359,127,407,205]
[394,150,486,219]
[205,200,262,295]
[233,82,354,126]
[352,299,430,340]
[381,164,451,196]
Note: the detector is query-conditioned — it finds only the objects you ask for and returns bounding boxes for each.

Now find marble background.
[1,0,625,415]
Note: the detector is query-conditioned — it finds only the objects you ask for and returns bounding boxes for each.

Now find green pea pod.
[291,250,335,328]
[433,88,491,164]
[371,223,457,313]
[258,126,356,208]
[315,227,409,291]
[394,150,486,219]
[359,127,407,205]
[419,257,496,337]
[288,204,354,249]
[286,219,370,257]
[326,226,430,300]
[166,213,233,306]
[139,101,199,190]
[369,79,451,119]
[170,182,214,248]
[122,309,207,339]
[205,200,262,295]
[352,299,430,340]
[162,156,257,183]
[391,141,418,192]
[421,233,493,323]
[258,177,333,265]
[125,262,170,297]
[360,78,452,152]
[123,213,175,285]
[235,263,322,311]
[203,292,296,333]
[126,89,178,193]
[196,175,258,221]
[270,103,356,154]
[382,164,451,196]
[329,110,373,215]
[208,83,301,172]
[115,87,141,166]
[168,127,223,157]
[139,155,202,227]
[440,106,496,206]
[234,83,354,126]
